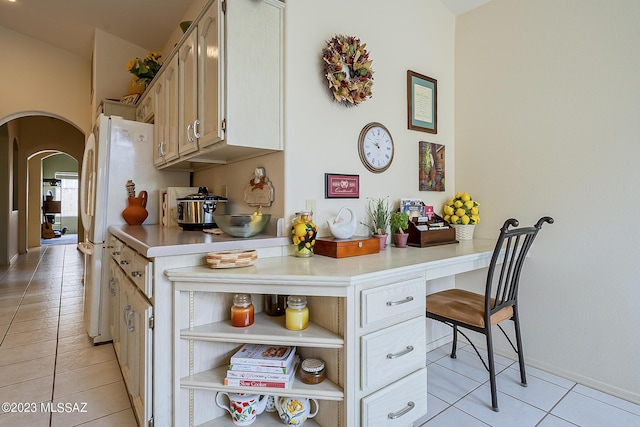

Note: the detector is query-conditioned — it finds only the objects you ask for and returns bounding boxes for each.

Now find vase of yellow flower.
[126,51,162,94]
[442,192,480,240]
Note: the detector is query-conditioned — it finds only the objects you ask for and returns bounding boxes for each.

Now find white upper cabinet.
[149,0,284,169]
[178,30,199,156]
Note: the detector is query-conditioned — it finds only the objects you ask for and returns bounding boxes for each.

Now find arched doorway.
[36,152,80,246]
[0,113,85,259]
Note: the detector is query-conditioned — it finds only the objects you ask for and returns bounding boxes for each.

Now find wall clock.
[358,122,394,173]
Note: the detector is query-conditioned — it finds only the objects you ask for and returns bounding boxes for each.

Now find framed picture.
[325,173,360,199]
[418,141,445,191]
[407,70,437,134]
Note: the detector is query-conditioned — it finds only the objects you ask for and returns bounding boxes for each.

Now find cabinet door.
[164,55,180,162]
[179,30,199,156]
[197,0,224,149]
[119,276,132,389]
[136,91,154,123]
[153,80,166,166]
[108,260,121,362]
[126,285,154,427]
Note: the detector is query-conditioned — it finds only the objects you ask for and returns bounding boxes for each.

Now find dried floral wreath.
[322,35,374,106]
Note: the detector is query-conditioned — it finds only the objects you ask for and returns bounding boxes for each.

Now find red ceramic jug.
[122,190,148,225]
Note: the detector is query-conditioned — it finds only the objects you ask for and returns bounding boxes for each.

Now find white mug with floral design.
[215,392,267,426]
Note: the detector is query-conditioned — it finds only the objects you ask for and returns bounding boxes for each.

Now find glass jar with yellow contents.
[291,211,318,257]
[285,295,309,331]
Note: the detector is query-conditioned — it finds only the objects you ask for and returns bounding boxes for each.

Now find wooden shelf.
[181,313,344,348]
[181,365,344,401]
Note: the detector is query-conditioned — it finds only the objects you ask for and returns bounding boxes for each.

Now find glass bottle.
[231,294,254,327]
[285,295,309,330]
[264,294,287,316]
[291,211,318,257]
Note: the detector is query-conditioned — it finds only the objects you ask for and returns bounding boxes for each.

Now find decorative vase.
[374,234,387,251]
[291,211,318,257]
[393,233,409,248]
[452,224,475,240]
[122,191,148,225]
[127,76,146,95]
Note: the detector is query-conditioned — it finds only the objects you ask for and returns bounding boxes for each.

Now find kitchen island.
[165,239,499,427]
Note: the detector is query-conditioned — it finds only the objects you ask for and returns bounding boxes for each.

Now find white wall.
[282,0,456,235]
[455,0,640,403]
[0,25,90,134]
[92,29,150,117]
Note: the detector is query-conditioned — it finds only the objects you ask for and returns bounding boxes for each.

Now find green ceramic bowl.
[180,21,192,33]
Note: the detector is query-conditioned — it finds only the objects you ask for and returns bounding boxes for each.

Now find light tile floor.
[0,244,136,426]
[420,339,640,427]
[2,244,639,426]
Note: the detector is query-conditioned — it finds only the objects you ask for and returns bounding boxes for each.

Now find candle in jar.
[231,294,254,327]
[285,295,309,330]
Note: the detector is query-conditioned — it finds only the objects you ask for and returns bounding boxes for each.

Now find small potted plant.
[363,197,392,250]
[390,211,410,248]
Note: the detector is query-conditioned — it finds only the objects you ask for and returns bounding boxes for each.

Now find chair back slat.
[485,217,553,317]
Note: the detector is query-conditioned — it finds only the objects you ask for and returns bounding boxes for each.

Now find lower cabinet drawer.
[361,368,427,427]
[130,253,153,299]
[361,316,426,391]
[361,276,425,327]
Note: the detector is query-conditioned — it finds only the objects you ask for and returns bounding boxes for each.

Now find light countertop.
[108,224,290,258]
[165,239,499,293]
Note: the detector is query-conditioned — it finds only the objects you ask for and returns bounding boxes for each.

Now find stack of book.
[224,344,298,389]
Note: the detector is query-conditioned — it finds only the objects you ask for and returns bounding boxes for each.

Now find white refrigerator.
[78,114,189,344]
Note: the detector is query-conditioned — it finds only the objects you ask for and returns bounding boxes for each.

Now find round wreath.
[322,35,374,106]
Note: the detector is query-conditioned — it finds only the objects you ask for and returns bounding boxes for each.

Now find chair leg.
[486,327,499,412]
[450,325,458,359]
[513,309,527,387]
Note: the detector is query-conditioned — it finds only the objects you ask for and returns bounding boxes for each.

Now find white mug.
[215,392,267,426]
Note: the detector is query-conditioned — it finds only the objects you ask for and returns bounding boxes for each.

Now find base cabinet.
[108,236,154,427]
[167,265,430,427]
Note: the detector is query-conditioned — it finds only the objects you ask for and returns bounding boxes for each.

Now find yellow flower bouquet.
[443,192,480,225]
[126,51,162,85]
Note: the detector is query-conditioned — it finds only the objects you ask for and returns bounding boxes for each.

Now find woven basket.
[452,224,475,240]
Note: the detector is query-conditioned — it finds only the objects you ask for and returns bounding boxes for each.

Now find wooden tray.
[206,250,258,268]
[314,236,380,258]
[407,221,458,247]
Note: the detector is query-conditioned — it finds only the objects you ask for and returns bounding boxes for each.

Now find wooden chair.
[426,217,553,411]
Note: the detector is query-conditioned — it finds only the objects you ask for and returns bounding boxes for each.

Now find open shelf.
[181,313,344,348]
[198,410,320,427]
[181,365,344,401]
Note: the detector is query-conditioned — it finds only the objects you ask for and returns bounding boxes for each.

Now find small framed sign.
[325,173,360,199]
[407,70,437,134]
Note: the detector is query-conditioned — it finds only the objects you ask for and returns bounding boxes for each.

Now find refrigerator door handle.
[77,241,95,256]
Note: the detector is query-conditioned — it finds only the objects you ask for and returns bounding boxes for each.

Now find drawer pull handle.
[388,401,415,419]
[386,296,414,306]
[120,260,129,265]
[131,271,143,278]
[387,345,414,359]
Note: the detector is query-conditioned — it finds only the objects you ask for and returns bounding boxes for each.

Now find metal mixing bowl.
[213,214,271,238]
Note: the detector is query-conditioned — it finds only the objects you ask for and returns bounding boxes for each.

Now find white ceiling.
[0,0,194,60]
[0,0,491,62]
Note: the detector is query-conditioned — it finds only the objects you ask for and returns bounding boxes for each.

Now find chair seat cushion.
[426,289,513,328]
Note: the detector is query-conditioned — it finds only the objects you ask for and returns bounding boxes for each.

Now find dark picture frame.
[407,70,437,134]
[325,173,360,199]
